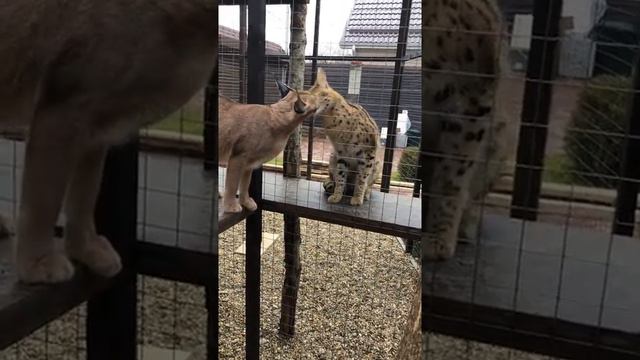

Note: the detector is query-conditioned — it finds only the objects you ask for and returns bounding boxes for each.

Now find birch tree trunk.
[283,1,307,177]
[279,0,307,338]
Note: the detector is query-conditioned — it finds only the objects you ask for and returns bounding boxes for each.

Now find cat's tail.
[0,214,13,240]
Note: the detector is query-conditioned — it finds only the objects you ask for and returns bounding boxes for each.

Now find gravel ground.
[424,333,561,360]
[216,212,419,359]
[0,212,420,360]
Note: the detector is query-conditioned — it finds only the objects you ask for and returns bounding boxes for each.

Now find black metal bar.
[380,0,412,192]
[421,15,442,332]
[424,296,640,360]
[413,155,421,198]
[203,71,217,171]
[613,55,640,235]
[246,0,265,358]
[206,58,220,359]
[510,0,563,220]
[239,5,247,103]
[305,0,321,180]
[206,285,217,360]
[87,142,138,360]
[406,144,422,254]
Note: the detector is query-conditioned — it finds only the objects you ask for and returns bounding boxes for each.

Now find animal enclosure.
[0,0,422,359]
[423,0,640,359]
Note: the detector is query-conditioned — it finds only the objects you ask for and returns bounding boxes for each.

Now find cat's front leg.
[323,152,337,194]
[423,112,489,260]
[16,114,79,283]
[327,158,348,204]
[64,146,122,278]
[238,168,257,212]
[423,156,472,260]
[350,156,375,206]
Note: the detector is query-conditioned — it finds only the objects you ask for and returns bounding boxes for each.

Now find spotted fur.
[423,0,513,259]
[277,69,382,206]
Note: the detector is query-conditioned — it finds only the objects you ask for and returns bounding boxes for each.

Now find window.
[348,65,362,95]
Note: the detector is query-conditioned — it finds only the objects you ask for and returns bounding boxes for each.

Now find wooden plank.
[137,153,419,246]
[0,239,112,350]
[259,170,421,239]
[424,214,640,357]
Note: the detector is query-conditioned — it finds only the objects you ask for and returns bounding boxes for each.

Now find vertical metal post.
[306,0,321,180]
[510,0,563,220]
[420,40,435,352]
[413,157,421,198]
[87,142,138,360]
[204,68,216,172]
[203,65,219,359]
[205,285,217,360]
[239,5,248,103]
[381,0,413,192]
[246,0,265,358]
[613,56,640,235]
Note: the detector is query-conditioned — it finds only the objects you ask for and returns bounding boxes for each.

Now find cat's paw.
[349,196,364,206]
[17,252,75,284]
[323,180,335,194]
[224,200,243,213]
[423,238,456,261]
[68,235,122,278]
[327,194,343,204]
[241,197,258,212]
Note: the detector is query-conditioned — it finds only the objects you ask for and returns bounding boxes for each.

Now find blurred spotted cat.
[423,0,514,259]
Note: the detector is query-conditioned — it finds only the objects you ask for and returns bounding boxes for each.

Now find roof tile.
[340,0,421,50]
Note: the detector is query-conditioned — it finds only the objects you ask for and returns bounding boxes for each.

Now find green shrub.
[397,146,420,182]
[564,75,632,188]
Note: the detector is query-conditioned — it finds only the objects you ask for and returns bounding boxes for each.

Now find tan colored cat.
[0,0,217,284]
[218,88,318,213]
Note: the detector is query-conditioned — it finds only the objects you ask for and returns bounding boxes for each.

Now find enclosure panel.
[0,241,109,350]
[424,214,640,357]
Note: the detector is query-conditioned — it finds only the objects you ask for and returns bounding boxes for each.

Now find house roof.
[339,0,421,51]
[219,25,286,55]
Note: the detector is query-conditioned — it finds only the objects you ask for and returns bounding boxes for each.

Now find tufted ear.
[314,68,328,89]
[276,79,291,98]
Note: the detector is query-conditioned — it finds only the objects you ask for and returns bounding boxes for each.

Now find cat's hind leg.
[350,151,376,206]
[423,111,490,260]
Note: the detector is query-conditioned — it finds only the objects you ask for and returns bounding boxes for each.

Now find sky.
[219,0,356,56]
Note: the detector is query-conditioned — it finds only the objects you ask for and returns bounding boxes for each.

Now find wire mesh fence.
[423,0,640,359]
[216,0,422,357]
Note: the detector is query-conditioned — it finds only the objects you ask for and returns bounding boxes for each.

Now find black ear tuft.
[276,80,290,98]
